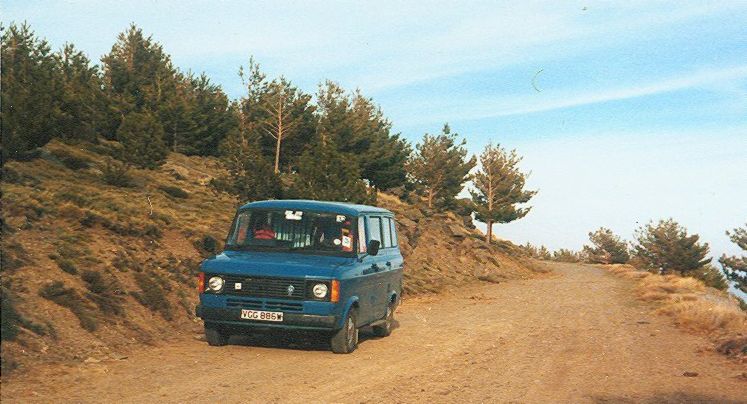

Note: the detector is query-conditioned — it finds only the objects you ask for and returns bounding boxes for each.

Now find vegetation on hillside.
[605,264,746,359]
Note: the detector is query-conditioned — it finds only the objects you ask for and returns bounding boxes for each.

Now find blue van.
[196,200,404,353]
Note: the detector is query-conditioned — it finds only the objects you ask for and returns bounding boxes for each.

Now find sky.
[4,1,746,257]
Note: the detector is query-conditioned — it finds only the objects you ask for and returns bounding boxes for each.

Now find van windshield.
[225,209,357,257]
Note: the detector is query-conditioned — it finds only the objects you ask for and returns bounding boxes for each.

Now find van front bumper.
[196,304,338,331]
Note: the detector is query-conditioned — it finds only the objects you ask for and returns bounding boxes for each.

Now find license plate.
[240,309,283,322]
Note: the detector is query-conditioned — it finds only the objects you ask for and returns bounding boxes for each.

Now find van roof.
[239,199,393,216]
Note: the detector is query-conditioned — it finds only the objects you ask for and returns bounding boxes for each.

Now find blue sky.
[5,1,746,256]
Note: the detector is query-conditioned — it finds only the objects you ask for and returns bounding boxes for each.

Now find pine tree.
[719,224,747,293]
[471,143,536,243]
[101,24,181,140]
[633,219,711,275]
[582,227,630,264]
[349,91,410,190]
[288,135,373,204]
[213,128,281,202]
[115,111,168,169]
[179,74,238,156]
[56,43,106,143]
[1,23,62,160]
[408,124,476,209]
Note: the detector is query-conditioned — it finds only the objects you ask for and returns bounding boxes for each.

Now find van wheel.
[372,305,394,337]
[205,326,228,346]
[331,309,358,354]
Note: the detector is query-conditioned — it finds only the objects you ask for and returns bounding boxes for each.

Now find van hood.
[200,250,353,278]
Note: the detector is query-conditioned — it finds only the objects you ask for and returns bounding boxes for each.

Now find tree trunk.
[427,189,434,208]
[273,101,283,174]
[486,219,493,243]
[274,131,281,174]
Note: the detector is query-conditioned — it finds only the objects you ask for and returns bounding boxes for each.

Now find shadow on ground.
[221,320,401,352]
[593,391,747,403]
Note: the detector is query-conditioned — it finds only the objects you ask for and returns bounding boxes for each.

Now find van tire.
[331,309,358,354]
[205,326,228,346]
[372,305,394,337]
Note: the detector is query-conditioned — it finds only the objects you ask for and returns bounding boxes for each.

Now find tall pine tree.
[471,143,536,243]
[1,23,62,160]
[56,43,106,143]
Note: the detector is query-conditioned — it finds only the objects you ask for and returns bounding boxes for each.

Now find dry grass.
[603,264,747,358]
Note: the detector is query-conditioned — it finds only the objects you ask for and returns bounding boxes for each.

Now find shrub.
[1,240,32,271]
[158,185,189,199]
[54,189,91,207]
[81,270,125,315]
[111,249,136,272]
[552,248,581,263]
[583,227,630,264]
[55,258,78,275]
[101,158,134,187]
[194,234,219,257]
[690,266,728,290]
[39,282,97,332]
[1,287,47,341]
[131,272,173,320]
[633,218,710,275]
[1,165,39,186]
[50,148,92,170]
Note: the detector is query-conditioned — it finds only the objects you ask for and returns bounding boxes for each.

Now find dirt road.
[2,263,745,403]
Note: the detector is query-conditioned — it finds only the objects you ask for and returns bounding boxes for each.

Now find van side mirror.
[367,240,381,256]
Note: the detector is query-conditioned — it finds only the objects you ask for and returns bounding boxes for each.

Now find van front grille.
[221,275,306,300]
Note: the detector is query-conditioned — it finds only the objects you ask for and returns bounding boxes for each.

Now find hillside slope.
[1,141,537,373]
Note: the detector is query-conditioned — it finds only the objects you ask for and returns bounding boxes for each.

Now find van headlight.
[208,276,224,292]
[312,283,328,298]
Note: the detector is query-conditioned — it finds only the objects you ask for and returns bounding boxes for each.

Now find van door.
[378,217,402,312]
[358,215,386,322]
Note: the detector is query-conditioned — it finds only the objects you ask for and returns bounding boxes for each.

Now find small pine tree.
[115,111,168,169]
[633,219,711,275]
[552,249,580,263]
[537,245,552,260]
[719,223,747,293]
[408,124,476,209]
[471,143,536,243]
[582,227,630,264]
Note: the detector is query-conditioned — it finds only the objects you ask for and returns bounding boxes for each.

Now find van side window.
[382,217,392,248]
[357,216,367,253]
[369,216,382,245]
[388,218,398,247]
